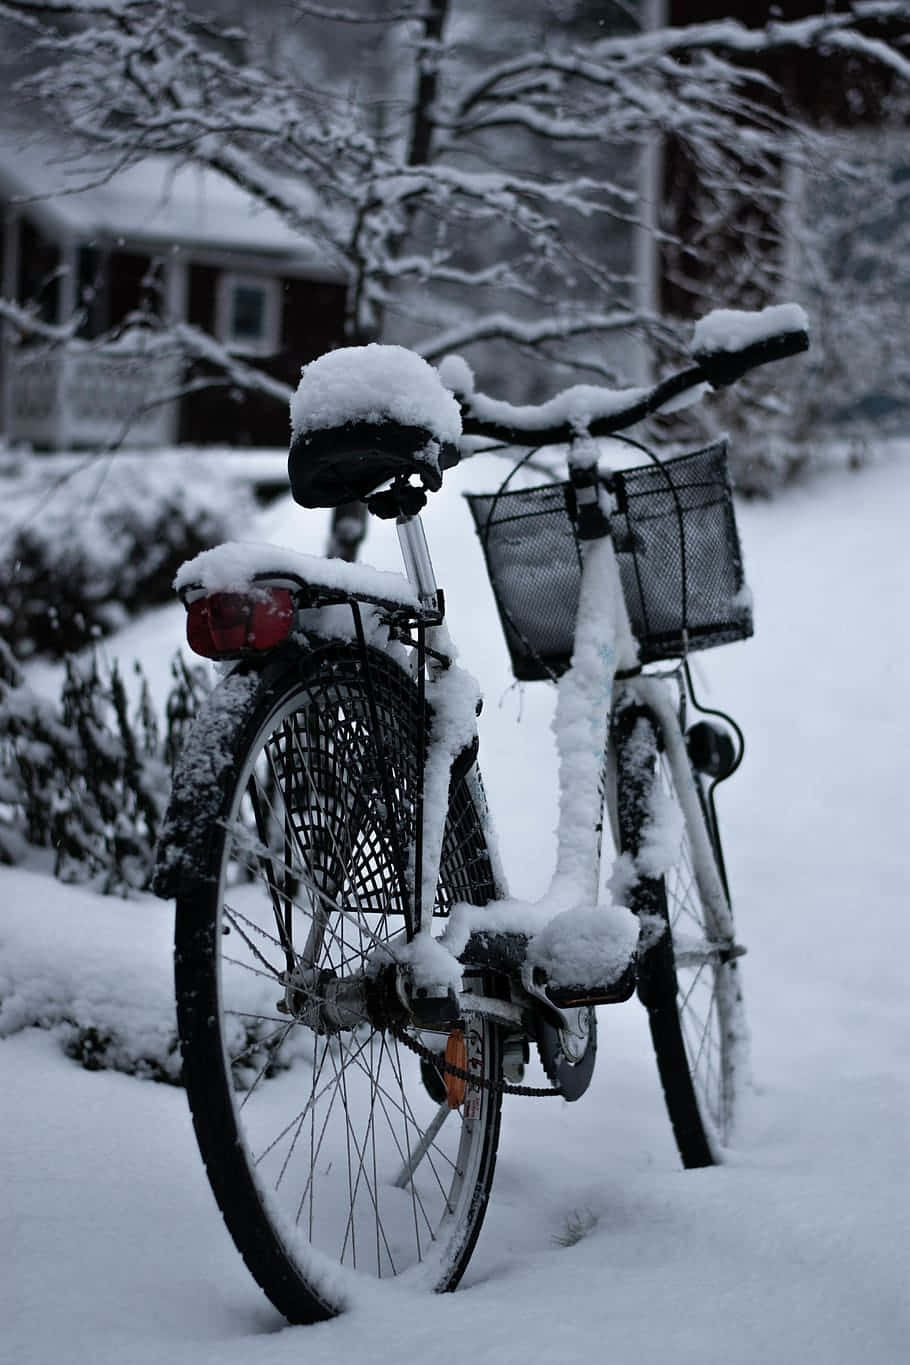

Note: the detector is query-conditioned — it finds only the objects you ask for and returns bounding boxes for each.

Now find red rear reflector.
[186,588,294,659]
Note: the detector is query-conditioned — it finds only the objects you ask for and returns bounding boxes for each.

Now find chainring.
[536,1006,597,1101]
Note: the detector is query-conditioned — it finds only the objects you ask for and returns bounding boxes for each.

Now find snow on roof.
[0,133,345,277]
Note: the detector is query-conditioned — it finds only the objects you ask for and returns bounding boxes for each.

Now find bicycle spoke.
[253,1031,373,1171]
[223,907,285,980]
[293,1036,351,1222]
[331,1041,404,1275]
[340,1035,459,1192]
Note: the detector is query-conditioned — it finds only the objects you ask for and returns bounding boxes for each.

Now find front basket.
[466,440,753,682]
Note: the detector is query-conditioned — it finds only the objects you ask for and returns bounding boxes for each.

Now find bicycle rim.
[648,748,747,1161]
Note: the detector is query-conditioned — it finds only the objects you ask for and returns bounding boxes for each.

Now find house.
[659,0,905,314]
[0,133,348,449]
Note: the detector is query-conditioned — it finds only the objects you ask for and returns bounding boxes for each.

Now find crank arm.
[456,990,525,1029]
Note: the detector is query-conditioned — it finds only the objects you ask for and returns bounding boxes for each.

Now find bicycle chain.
[390,1020,562,1099]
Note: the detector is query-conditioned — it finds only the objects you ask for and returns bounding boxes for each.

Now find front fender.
[153,635,325,900]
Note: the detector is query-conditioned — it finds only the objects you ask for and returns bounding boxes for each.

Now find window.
[216,273,281,356]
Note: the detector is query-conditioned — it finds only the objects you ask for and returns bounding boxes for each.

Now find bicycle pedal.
[458,929,530,974]
[544,958,637,1009]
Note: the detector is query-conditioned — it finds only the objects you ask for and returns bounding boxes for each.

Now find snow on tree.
[0,0,907,494]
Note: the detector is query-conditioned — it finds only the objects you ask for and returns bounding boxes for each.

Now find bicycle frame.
[162,470,734,1027]
[396,485,729,1021]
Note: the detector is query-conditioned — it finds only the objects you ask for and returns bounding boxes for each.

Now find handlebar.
[452,305,809,452]
[288,304,810,510]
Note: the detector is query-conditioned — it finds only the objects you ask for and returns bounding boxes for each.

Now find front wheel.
[613,702,749,1167]
[172,642,503,1322]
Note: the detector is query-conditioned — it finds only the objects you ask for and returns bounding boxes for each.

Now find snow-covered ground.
[3,444,909,1364]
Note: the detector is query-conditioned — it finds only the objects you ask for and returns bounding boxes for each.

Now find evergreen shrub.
[0,640,209,894]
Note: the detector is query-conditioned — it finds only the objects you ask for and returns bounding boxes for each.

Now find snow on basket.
[288,345,463,509]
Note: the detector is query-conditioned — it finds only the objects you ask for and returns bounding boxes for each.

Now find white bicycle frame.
[396,486,735,1001]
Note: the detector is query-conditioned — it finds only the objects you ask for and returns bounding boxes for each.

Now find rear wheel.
[614,702,748,1167]
[174,643,503,1322]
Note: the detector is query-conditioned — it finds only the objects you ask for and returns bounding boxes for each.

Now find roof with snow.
[0,132,347,279]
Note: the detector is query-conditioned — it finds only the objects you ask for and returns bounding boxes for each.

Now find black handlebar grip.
[696,327,810,390]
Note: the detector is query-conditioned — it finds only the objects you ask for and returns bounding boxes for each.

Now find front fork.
[611,673,737,950]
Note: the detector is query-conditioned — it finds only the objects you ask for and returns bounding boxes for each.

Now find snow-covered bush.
[0,454,253,658]
[0,641,209,893]
[0,864,183,1083]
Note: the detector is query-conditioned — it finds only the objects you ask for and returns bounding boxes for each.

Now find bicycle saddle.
[289,343,462,508]
[288,419,456,508]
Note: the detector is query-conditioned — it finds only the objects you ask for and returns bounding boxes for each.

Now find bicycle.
[153,303,809,1323]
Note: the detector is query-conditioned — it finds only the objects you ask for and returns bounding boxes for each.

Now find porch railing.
[4,341,179,449]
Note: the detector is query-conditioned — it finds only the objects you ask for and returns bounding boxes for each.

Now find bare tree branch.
[290,1,429,22]
[1,0,907,491]
[417,308,653,361]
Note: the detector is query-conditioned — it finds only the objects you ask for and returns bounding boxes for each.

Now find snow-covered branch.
[2,0,907,455]
[0,298,81,345]
[455,4,910,118]
[290,1,429,22]
[417,309,651,362]
[170,324,293,407]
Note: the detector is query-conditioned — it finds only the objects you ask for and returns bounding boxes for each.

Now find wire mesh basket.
[465,439,753,682]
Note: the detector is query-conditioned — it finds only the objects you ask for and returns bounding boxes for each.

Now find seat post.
[397,513,439,613]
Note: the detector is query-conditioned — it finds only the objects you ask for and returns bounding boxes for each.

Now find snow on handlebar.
[690,303,810,390]
[287,304,809,508]
[456,303,810,448]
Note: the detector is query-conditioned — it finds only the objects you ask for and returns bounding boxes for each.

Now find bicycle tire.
[613,702,748,1167]
[172,641,503,1322]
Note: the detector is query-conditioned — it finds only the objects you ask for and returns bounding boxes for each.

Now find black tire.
[613,703,748,1168]
[173,642,503,1322]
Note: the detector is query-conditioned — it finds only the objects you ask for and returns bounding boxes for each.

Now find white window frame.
[215,272,281,356]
